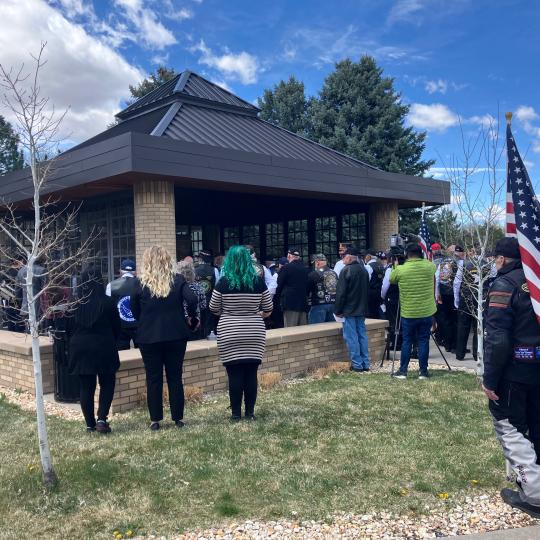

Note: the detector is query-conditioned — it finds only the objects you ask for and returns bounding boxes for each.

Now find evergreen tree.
[308,56,434,176]
[258,76,309,134]
[0,115,24,175]
[128,66,178,103]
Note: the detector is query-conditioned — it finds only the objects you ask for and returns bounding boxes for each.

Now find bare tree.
[438,114,506,374]
[0,43,93,488]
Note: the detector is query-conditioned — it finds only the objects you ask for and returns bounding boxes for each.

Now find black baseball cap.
[494,238,521,259]
[121,259,136,271]
[288,249,300,257]
[454,245,465,253]
[344,247,360,256]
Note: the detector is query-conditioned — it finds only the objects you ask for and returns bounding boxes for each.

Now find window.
[266,222,284,260]
[191,226,203,255]
[288,219,308,260]
[315,216,337,265]
[80,207,109,279]
[242,225,260,253]
[110,200,135,274]
[223,226,240,252]
[341,213,367,249]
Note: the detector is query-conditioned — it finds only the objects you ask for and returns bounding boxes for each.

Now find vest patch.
[117,296,135,323]
[522,282,530,293]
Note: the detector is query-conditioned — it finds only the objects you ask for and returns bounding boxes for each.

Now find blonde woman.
[131,246,198,430]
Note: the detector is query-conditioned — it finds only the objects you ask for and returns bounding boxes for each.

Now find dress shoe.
[150,422,160,431]
[500,488,540,518]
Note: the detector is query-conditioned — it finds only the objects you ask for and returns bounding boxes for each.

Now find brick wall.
[369,202,399,251]
[111,321,387,413]
[0,332,54,394]
[133,179,176,264]
[0,322,387,413]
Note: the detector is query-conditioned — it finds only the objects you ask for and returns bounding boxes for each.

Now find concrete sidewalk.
[449,525,540,539]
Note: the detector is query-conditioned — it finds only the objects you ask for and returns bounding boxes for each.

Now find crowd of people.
[2,235,539,518]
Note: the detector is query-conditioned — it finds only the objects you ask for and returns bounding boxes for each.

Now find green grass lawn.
[0,369,504,539]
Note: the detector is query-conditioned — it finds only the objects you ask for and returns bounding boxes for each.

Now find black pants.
[140,339,187,422]
[456,296,477,359]
[438,294,457,350]
[79,372,116,428]
[368,291,381,319]
[225,363,259,417]
[117,327,138,351]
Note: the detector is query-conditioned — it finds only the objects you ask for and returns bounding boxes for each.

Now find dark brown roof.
[116,70,258,120]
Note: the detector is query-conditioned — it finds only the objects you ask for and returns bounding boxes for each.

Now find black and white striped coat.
[209,277,273,364]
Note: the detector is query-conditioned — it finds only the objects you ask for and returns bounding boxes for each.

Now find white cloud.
[425,79,447,94]
[388,0,425,25]
[515,105,538,123]
[469,114,496,128]
[191,40,259,84]
[408,103,459,132]
[0,0,144,143]
[114,0,177,49]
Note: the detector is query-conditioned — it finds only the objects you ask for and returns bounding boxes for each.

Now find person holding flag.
[482,112,540,518]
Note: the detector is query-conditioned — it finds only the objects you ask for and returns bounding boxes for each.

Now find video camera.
[389,234,409,258]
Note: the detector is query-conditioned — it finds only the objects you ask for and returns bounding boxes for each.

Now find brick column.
[133,180,176,265]
[369,202,399,251]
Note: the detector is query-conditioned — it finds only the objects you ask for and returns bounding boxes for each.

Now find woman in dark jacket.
[69,265,120,433]
[131,245,198,431]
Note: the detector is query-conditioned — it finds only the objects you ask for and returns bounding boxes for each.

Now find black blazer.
[334,261,369,317]
[275,260,310,312]
[131,275,198,344]
[69,298,121,375]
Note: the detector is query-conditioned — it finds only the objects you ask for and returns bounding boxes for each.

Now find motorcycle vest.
[312,267,338,305]
[195,263,216,299]
[109,275,138,329]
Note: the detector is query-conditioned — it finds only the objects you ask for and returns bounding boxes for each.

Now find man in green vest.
[390,243,437,379]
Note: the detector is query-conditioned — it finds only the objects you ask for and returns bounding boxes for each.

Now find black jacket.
[307,266,338,306]
[69,298,121,375]
[275,260,310,312]
[131,275,198,344]
[483,260,540,391]
[109,275,138,330]
[333,261,369,317]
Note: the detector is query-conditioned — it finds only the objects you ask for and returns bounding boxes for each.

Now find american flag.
[418,205,432,260]
[506,122,540,323]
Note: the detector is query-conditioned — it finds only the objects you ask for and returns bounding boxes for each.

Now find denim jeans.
[308,304,335,324]
[400,316,432,374]
[343,316,369,369]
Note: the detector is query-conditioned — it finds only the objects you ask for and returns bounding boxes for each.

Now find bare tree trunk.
[476,283,484,376]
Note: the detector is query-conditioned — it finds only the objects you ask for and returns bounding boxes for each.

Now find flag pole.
[504,111,515,481]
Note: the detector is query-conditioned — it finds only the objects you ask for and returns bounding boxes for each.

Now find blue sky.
[1,0,540,185]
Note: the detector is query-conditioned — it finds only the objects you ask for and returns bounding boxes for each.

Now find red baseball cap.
[431,243,442,251]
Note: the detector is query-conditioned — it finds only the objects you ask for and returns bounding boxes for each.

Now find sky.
[1,0,540,187]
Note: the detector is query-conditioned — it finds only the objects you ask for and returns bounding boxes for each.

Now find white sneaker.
[393,372,407,379]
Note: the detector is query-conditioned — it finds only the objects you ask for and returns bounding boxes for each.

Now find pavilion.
[0,70,449,279]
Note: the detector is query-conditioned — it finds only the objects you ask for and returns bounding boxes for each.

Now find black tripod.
[380,299,452,375]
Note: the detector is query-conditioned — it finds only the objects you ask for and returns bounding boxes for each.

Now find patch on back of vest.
[117,296,135,322]
[522,282,530,294]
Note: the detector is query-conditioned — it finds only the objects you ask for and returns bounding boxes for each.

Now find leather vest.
[311,267,338,305]
[195,263,216,299]
[109,275,138,328]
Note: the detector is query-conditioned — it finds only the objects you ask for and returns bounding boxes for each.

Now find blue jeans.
[400,316,432,374]
[343,316,369,369]
[309,304,335,324]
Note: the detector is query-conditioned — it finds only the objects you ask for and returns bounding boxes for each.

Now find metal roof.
[116,71,258,120]
[161,103,371,169]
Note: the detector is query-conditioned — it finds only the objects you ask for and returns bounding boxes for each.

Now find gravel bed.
[0,385,83,421]
[148,493,538,539]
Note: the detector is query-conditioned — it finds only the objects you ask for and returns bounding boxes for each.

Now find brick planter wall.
[111,320,387,413]
[0,332,54,394]
[0,321,387,413]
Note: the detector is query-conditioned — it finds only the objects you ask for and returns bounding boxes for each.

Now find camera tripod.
[379,299,452,375]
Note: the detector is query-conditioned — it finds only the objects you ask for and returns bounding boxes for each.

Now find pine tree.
[0,115,24,175]
[128,66,178,103]
[258,76,309,134]
[308,56,433,176]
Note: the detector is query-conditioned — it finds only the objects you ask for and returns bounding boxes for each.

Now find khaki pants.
[283,310,307,327]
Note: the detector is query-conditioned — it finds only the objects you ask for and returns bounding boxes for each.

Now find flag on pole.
[506,173,517,237]
[506,117,540,324]
[418,203,432,260]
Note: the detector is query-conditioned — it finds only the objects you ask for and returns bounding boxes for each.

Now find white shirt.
[381,266,392,300]
[334,259,345,277]
[453,259,464,309]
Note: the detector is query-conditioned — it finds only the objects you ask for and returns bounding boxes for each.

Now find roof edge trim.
[174,70,191,93]
[151,102,182,136]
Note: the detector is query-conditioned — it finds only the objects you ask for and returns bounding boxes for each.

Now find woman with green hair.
[209,245,273,421]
